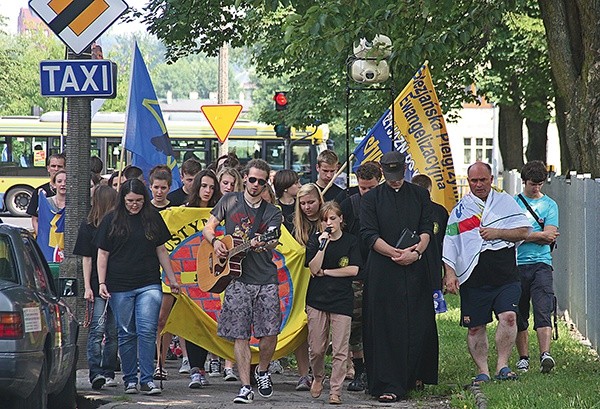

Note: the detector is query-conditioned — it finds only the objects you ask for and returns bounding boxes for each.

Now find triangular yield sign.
[201,104,243,143]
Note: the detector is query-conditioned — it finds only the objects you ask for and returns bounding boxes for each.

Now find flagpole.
[321,154,355,196]
[117,39,138,189]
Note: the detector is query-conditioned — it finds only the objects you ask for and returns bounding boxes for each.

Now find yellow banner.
[395,63,457,211]
[160,207,309,363]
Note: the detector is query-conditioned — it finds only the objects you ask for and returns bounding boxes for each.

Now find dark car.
[0,224,79,409]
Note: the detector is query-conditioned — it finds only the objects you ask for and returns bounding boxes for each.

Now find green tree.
[476,3,554,169]
[0,29,64,115]
[538,0,600,175]
[139,0,514,130]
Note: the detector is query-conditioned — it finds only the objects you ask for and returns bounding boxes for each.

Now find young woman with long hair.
[273,169,301,233]
[305,201,361,405]
[186,169,221,207]
[74,185,119,390]
[218,167,244,194]
[96,179,180,395]
[293,183,324,246]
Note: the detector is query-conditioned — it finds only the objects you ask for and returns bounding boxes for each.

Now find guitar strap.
[248,199,267,239]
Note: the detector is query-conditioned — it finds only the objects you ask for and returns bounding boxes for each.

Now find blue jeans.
[109,284,162,385]
[86,297,118,383]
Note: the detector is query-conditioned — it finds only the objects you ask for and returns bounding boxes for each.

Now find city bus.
[0,111,329,216]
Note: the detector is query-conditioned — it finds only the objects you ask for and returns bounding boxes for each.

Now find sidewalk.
[76,359,451,409]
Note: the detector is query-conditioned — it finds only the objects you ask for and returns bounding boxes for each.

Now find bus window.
[292,144,312,184]
[227,140,262,166]
[265,141,285,171]
[171,139,209,169]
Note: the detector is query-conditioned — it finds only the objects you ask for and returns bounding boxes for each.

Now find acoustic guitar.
[196,228,280,293]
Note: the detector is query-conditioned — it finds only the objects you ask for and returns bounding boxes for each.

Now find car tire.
[12,356,48,409]
[48,347,77,409]
[5,186,34,217]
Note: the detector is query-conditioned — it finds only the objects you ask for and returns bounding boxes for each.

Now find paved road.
[1,215,32,230]
[77,360,451,409]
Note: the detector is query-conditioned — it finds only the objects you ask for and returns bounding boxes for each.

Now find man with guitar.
[202,159,282,404]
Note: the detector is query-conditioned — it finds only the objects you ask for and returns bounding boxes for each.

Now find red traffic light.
[274,91,288,110]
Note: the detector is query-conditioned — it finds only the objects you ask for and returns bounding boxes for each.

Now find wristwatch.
[414,249,422,260]
[211,236,218,245]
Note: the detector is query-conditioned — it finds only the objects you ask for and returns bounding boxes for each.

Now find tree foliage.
[139,0,516,136]
[0,28,64,115]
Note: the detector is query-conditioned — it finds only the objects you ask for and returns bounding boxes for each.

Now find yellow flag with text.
[160,207,309,363]
[352,62,458,212]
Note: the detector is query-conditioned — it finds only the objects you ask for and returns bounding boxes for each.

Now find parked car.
[0,224,79,409]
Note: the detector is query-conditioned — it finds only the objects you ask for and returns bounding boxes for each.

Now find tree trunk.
[525,118,549,162]
[539,0,600,176]
[498,104,524,171]
[554,89,572,172]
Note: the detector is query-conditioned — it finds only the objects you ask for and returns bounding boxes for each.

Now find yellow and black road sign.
[29,0,128,54]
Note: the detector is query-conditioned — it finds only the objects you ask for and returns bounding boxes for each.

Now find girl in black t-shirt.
[273,169,301,234]
[305,201,361,405]
[96,179,180,395]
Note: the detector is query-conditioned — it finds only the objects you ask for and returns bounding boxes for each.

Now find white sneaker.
[223,367,238,381]
[516,358,530,372]
[104,377,118,387]
[233,385,254,404]
[179,357,191,374]
[140,381,162,395]
[124,382,138,394]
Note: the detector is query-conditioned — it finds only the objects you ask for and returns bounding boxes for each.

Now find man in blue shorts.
[514,161,559,373]
[443,161,531,384]
[202,159,282,404]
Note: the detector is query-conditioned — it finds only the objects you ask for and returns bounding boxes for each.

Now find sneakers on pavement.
[516,357,530,372]
[140,381,162,395]
[104,377,118,387]
[254,367,273,398]
[233,385,254,404]
[268,360,284,374]
[540,352,555,373]
[189,368,203,389]
[91,374,106,390]
[347,372,367,391]
[179,357,191,374]
[124,382,138,394]
[208,359,222,377]
[224,367,238,381]
[295,375,312,391]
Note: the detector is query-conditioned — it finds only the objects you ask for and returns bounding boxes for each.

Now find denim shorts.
[460,282,521,328]
[217,280,281,340]
[517,262,554,331]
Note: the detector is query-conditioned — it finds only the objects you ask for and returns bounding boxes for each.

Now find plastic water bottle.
[433,290,447,314]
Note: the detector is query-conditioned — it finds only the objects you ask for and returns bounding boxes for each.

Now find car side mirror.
[57,278,78,297]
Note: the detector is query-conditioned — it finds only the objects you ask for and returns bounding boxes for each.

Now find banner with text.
[160,207,309,363]
[352,62,458,211]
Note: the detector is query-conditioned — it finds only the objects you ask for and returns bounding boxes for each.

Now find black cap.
[380,151,406,181]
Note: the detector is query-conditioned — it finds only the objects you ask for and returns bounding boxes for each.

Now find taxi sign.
[29,0,128,55]
[40,60,116,98]
[201,104,243,144]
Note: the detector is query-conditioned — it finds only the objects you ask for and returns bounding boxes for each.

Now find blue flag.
[123,43,182,190]
[37,191,64,263]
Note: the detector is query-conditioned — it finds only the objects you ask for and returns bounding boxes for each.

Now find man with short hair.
[315,149,343,202]
[514,160,559,374]
[443,161,531,384]
[340,161,381,392]
[202,159,282,404]
[167,158,202,206]
[27,152,66,235]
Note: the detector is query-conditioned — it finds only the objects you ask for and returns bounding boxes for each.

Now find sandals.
[378,392,399,402]
[153,367,168,380]
[471,373,490,386]
[495,366,518,381]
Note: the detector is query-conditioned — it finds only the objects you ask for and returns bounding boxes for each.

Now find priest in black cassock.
[360,151,439,402]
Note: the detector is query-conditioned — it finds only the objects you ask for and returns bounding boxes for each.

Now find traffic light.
[274,91,288,111]
[274,123,291,138]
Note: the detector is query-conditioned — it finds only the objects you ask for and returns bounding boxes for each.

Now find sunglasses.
[248,176,267,186]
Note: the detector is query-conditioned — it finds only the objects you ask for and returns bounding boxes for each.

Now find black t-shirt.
[462,246,519,288]
[94,210,172,292]
[26,182,55,217]
[304,231,362,316]
[316,183,343,203]
[276,199,295,234]
[167,187,188,207]
[334,186,359,205]
[150,202,171,212]
[340,193,368,280]
[73,220,100,297]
